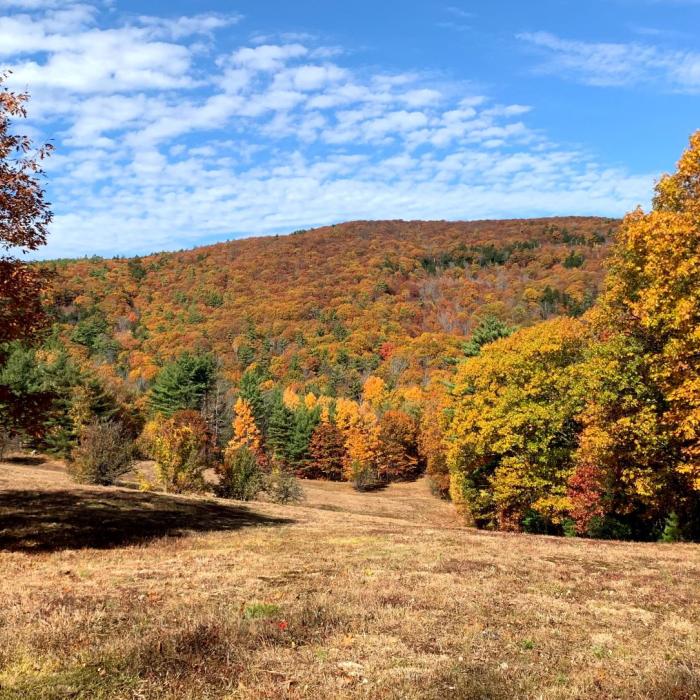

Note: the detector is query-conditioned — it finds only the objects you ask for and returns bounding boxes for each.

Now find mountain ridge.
[46,216,617,398]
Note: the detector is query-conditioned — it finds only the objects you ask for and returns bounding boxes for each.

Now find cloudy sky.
[3,0,699,258]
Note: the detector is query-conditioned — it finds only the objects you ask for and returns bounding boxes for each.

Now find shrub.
[141,410,212,493]
[349,460,381,492]
[660,512,683,543]
[215,446,262,500]
[67,420,134,485]
[263,464,305,504]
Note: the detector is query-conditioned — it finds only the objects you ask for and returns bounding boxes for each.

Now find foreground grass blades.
[1,461,699,699]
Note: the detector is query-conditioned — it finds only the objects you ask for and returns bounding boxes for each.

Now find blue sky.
[2,0,698,258]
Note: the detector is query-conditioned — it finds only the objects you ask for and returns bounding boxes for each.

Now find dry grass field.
[1,459,699,699]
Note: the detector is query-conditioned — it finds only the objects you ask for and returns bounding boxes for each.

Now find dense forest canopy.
[43,216,614,400]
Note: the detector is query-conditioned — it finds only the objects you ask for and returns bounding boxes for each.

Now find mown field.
[1,459,699,699]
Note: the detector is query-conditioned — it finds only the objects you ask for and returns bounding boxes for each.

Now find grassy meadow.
[1,458,699,699]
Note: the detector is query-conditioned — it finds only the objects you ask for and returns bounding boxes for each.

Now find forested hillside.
[3,72,699,542]
[45,216,614,397]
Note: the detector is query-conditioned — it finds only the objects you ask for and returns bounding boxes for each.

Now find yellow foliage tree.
[317,396,333,423]
[282,386,301,410]
[141,410,211,493]
[362,375,388,410]
[568,131,700,536]
[226,397,262,457]
[446,317,588,530]
[335,397,380,479]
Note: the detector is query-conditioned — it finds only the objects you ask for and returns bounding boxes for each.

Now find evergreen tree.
[266,390,293,460]
[288,404,321,468]
[462,315,515,357]
[148,353,216,416]
[0,343,58,442]
[660,512,683,543]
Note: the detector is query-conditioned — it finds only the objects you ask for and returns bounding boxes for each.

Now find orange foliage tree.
[226,397,263,460]
[335,397,380,479]
[303,422,346,480]
[376,409,421,481]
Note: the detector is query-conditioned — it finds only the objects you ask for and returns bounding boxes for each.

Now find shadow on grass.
[0,489,292,553]
[2,455,48,466]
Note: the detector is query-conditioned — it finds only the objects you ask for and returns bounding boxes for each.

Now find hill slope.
[47,217,615,396]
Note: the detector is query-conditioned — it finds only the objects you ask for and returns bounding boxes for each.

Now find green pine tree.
[660,512,683,543]
[148,353,216,416]
[288,404,321,467]
[462,315,515,357]
[266,390,293,460]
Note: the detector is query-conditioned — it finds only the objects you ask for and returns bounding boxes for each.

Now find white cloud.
[1,2,655,258]
[137,12,240,39]
[231,44,308,71]
[518,31,700,92]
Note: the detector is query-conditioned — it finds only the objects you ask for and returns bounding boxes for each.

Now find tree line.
[1,76,699,540]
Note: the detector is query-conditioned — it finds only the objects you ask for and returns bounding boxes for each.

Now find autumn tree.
[141,410,212,493]
[238,366,267,432]
[376,409,422,481]
[302,422,346,480]
[446,317,588,531]
[282,386,301,411]
[0,75,53,442]
[335,397,380,485]
[569,131,700,539]
[418,389,451,497]
[0,73,53,345]
[226,397,263,460]
[362,375,388,410]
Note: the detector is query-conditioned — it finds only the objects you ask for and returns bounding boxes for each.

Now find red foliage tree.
[303,422,346,480]
[377,409,422,482]
[0,73,53,345]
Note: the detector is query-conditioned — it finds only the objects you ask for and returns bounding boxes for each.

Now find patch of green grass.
[243,602,281,619]
[592,644,611,659]
[0,663,138,700]
[521,639,535,650]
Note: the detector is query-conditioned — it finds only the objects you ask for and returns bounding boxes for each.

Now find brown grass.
[1,460,699,699]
